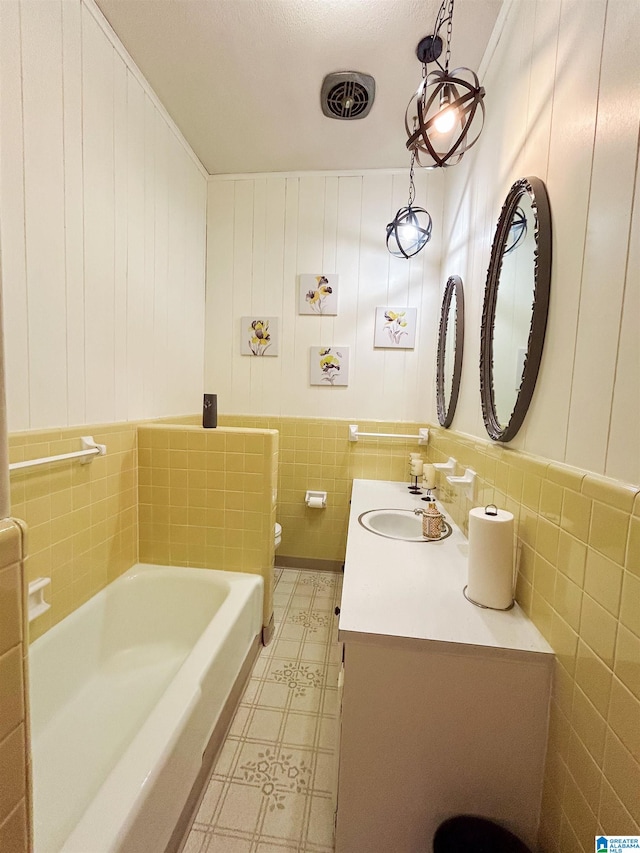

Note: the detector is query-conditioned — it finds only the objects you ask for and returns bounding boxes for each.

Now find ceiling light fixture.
[405,0,485,169]
[386,142,432,259]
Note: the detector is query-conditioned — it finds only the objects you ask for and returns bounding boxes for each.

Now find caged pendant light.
[405,0,486,169]
[386,141,433,259]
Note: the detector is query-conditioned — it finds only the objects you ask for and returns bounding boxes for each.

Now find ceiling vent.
[321,72,375,120]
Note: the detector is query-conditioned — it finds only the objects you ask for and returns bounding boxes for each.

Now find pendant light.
[386,142,432,259]
[405,0,485,169]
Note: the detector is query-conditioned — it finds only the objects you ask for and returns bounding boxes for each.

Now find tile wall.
[0,519,30,852]
[7,410,638,850]
[8,424,138,641]
[214,413,638,849]
[218,415,428,568]
[138,425,278,626]
[427,426,640,852]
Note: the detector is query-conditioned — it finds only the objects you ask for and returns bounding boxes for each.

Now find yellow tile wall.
[0,519,31,853]
[427,426,640,851]
[215,414,638,847]
[9,411,636,849]
[137,425,278,626]
[8,424,138,641]
[218,415,429,566]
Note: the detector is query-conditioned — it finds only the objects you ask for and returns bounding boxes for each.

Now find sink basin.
[358,508,453,542]
[358,508,426,541]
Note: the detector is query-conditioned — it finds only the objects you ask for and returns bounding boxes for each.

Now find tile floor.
[184,567,343,853]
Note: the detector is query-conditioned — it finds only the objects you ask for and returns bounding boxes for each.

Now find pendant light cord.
[429,0,455,75]
[408,132,417,207]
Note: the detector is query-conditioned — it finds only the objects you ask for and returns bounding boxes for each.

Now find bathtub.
[29,563,264,853]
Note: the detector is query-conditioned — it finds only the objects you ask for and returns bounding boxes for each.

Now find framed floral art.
[240,317,279,356]
[309,346,349,386]
[299,274,338,315]
[373,307,417,349]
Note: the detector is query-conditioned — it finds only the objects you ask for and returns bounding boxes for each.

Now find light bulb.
[399,223,419,243]
[434,105,456,134]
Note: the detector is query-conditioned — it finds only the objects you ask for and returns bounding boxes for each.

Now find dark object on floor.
[433,815,532,853]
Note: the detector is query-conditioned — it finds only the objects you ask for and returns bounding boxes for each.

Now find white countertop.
[339,479,553,657]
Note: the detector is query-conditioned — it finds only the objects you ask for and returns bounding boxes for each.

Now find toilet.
[274,522,282,550]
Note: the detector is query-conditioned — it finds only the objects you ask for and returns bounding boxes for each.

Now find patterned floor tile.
[184,567,343,853]
[259,788,308,843]
[299,642,330,663]
[206,835,255,853]
[266,638,304,660]
[183,827,209,853]
[280,711,321,750]
[317,716,338,752]
[214,781,265,834]
[244,708,286,742]
[194,778,225,824]
[276,623,307,643]
[254,680,295,710]
[305,795,337,849]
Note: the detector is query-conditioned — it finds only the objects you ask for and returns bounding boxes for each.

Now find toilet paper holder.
[305,490,327,508]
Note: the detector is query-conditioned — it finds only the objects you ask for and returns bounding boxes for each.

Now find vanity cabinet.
[335,480,553,853]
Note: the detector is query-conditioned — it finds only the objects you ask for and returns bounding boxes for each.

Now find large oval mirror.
[436,275,464,427]
[480,176,552,441]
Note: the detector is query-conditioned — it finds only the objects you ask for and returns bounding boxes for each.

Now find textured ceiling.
[95,0,502,175]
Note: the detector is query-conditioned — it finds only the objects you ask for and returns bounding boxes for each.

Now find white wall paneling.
[205,170,444,422]
[607,153,640,479]
[0,0,207,433]
[113,50,128,423]
[439,0,640,485]
[182,157,207,414]
[62,0,86,427]
[82,4,116,424]
[564,0,640,475]
[0,1,30,429]
[125,70,146,422]
[22,0,68,429]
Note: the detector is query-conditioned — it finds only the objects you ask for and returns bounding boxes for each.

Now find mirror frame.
[480,176,552,442]
[436,275,465,428]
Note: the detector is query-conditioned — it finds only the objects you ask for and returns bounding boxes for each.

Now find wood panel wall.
[205,169,444,423]
[0,0,207,433]
[438,0,640,486]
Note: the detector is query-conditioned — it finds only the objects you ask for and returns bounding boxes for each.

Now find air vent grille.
[321,72,375,120]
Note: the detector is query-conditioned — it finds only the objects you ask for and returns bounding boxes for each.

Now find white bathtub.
[29,563,264,853]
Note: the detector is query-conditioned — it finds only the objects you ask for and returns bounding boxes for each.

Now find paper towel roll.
[466,505,514,610]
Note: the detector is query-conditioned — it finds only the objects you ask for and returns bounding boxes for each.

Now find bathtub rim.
[31,562,264,853]
[167,630,261,853]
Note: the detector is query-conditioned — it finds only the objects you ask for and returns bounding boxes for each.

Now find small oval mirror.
[480,176,552,441]
[436,275,464,427]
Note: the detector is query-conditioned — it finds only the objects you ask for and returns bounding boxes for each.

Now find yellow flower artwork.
[374,306,417,348]
[309,346,349,386]
[241,317,279,356]
[299,274,338,315]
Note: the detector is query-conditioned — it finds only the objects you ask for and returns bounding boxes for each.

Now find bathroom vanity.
[335,480,553,853]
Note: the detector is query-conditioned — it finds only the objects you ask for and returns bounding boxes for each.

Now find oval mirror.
[436,275,464,427]
[480,176,552,441]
